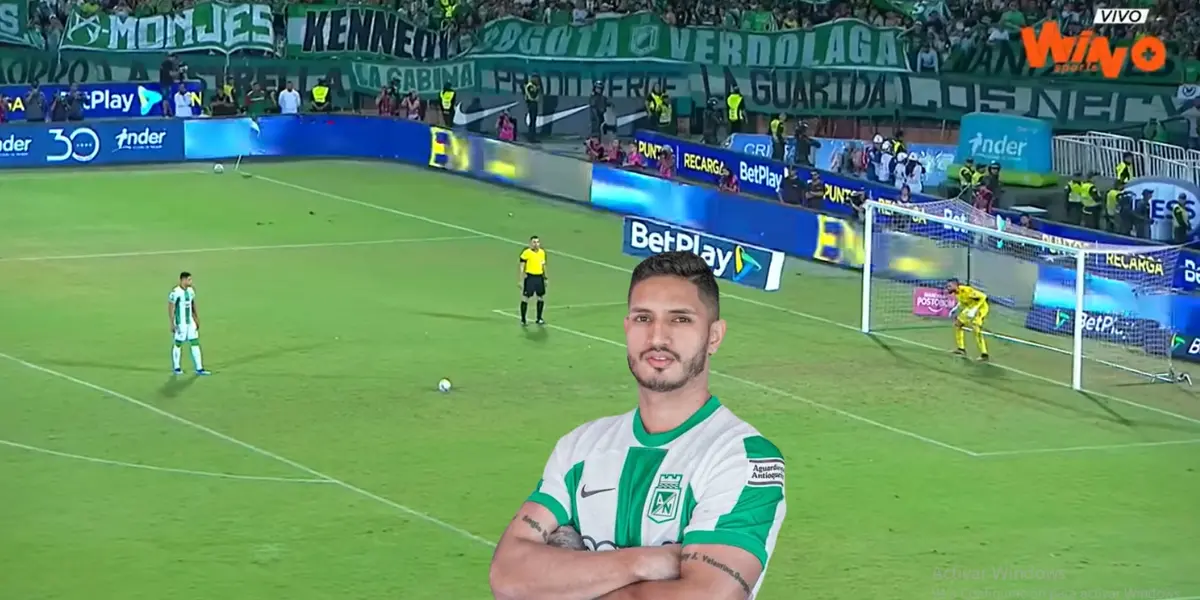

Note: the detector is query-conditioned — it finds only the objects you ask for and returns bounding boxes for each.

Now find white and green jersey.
[528,396,786,598]
[168,286,195,326]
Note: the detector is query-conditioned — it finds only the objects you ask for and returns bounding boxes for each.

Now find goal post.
[860,199,1182,391]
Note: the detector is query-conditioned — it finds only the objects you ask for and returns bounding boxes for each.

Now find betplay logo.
[1184,259,1200,284]
[1054,310,1125,337]
[628,220,739,277]
[85,89,135,114]
[738,162,782,190]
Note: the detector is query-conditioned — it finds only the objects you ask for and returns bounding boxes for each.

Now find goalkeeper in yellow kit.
[945,278,989,361]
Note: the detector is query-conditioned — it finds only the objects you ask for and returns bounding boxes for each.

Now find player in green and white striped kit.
[490,252,787,600]
[168,272,209,375]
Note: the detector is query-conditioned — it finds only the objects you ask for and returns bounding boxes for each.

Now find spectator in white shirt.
[277,81,301,115]
[173,85,193,118]
[915,43,939,73]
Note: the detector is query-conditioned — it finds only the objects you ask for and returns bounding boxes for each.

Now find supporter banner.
[350,60,477,95]
[0,50,351,107]
[1,81,203,119]
[475,59,692,100]
[61,2,275,54]
[0,119,184,166]
[621,216,786,291]
[873,0,949,21]
[286,5,460,61]
[700,67,1189,129]
[946,39,1186,85]
[0,0,40,47]
[475,14,911,71]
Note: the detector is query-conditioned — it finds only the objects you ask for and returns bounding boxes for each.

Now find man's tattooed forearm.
[520,515,550,542]
[683,552,752,595]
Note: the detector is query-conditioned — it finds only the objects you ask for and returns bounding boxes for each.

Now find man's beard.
[627,346,708,393]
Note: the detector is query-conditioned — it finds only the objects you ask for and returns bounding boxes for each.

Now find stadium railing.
[1053,130,1200,185]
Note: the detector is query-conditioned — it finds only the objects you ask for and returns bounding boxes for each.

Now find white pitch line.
[0,352,497,549]
[492,310,979,457]
[250,172,1200,433]
[974,437,1200,457]
[491,300,626,313]
[0,235,483,263]
[0,438,333,483]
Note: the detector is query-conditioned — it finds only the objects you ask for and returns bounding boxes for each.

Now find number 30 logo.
[46,128,101,163]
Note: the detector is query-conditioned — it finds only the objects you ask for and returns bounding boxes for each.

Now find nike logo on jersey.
[454,102,518,126]
[580,486,615,498]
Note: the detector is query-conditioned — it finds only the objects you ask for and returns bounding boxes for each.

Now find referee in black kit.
[518,236,547,325]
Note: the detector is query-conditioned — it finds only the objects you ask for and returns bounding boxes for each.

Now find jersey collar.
[632,396,721,447]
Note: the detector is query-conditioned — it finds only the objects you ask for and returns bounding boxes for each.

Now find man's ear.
[708,319,727,356]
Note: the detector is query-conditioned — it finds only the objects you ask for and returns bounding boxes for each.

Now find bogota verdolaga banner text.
[473,13,911,72]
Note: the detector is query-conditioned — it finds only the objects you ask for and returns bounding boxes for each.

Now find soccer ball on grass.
[437,378,452,393]
[213,163,225,174]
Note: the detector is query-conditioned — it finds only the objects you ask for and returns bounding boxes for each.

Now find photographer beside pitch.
[490,252,787,600]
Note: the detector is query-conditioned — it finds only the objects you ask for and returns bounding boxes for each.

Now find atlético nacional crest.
[647,473,683,524]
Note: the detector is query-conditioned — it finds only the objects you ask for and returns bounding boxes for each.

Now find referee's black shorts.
[523,274,546,297]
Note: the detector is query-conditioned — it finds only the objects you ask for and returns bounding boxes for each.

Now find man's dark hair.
[530,235,539,241]
[629,252,720,319]
[179,271,191,279]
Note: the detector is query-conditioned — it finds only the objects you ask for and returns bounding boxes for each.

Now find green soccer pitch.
[1,160,1198,600]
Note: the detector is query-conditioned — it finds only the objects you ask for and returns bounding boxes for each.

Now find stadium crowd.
[21,0,1200,64]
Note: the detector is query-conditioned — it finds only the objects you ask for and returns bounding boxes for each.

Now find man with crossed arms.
[490,251,787,600]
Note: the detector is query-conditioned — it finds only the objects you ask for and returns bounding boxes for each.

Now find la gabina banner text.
[0,0,41,48]
[474,13,911,71]
[286,5,463,62]
[61,1,275,54]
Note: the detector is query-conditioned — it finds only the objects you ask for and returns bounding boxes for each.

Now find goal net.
[860,199,1182,391]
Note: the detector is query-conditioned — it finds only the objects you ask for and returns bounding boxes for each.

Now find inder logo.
[1020,10,1165,79]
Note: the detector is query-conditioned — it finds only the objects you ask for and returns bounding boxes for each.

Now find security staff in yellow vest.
[957,157,975,196]
[769,113,787,161]
[971,164,986,188]
[439,84,456,128]
[310,79,331,112]
[645,85,663,132]
[524,75,542,142]
[726,87,745,134]
[1105,182,1125,233]
[655,90,674,135]
[1115,152,1135,185]
[1079,178,1101,229]
[1172,195,1191,243]
[1063,173,1085,225]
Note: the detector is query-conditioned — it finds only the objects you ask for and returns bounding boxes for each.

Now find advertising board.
[621,216,786,291]
[1,81,203,119]
[0,120,183,166]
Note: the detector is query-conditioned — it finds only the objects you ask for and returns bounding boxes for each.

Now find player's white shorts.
[173,323,199,343]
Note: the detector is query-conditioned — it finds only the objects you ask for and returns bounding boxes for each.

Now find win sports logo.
[731,245,762,284]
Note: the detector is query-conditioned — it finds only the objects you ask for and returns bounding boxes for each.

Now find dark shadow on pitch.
[413,310,497,323]
[523,324,550,343]
[38,358,161,374]
[158,373,199,399]
[1078,391,1133,427]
